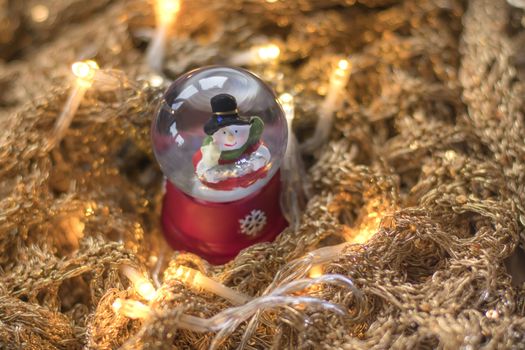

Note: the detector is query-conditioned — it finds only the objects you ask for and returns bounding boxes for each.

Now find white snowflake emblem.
[239,210,267,238]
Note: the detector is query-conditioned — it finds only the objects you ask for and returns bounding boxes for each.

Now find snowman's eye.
[235,129,238,133]
[223,131,226,135]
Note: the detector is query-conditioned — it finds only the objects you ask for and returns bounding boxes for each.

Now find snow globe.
[152,66,288,264]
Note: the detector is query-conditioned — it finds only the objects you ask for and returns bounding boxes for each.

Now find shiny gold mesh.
[1,0,525,348]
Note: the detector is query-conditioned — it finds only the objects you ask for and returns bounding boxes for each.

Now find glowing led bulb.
[112,298,123,313]
[309,265,324,278]
[71,60,99,87]
[279,92,293,104]
[331,58,351,87]
[337,59,350,71]
[257,44,280,62]
[279,93,294,123]
[173,265,200,285]
[330,59,351,87]
[112,298,151,319]
[121,265,157,301]
[156,0,181,27]
[136,280,156,301]
[172,265,251,305]
[31,5,49,23]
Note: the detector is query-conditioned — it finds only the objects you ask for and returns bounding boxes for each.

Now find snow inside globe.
[151,66,288,203]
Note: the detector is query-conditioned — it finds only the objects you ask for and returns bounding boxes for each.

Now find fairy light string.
[301,58,352,154]
[278,92,308,230]
[110,53,364,341]
[41,1,367,344]
[2,0,518,348]
[146,0,181,72]
[112,272,361,349]
[48,60,99,150]
[230,42,281,66]
[171,265,251,305]
[76,51,361,347]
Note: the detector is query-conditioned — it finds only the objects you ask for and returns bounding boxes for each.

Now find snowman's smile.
[213,124,250,151]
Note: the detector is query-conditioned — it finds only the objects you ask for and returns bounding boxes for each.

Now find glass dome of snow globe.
[152,66,288,203]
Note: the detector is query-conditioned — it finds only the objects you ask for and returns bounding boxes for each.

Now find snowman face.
[212,124,251,151]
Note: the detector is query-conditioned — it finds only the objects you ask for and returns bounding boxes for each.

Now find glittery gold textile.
[1,0,525,348]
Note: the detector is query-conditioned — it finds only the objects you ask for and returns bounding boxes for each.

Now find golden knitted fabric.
[1,0,524,348]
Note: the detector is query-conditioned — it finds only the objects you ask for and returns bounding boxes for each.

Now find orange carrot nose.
[226,133,235,143]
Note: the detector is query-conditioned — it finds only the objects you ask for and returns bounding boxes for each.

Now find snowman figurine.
[193,94,271,192]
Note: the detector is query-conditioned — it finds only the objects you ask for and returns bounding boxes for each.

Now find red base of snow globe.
[161,172,288,265]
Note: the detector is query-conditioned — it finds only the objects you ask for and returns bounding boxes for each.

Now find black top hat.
[204,94,251,135]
